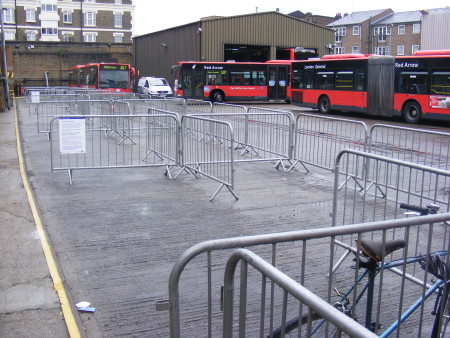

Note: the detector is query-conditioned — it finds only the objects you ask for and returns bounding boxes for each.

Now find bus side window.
[316,71,334,90]
[398,72,428,94]
[305,69,314,89]
[292,70,304,89]
[336,71,353,90]
[431,72,450,95]
[355,70,365,91]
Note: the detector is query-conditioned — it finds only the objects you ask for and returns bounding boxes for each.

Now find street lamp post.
[0,0,10,110]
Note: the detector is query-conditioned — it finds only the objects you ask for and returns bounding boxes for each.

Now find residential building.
[1,0,134,43]
[327,7,450,56]
[371,10,422,56]
[327,9,393,55]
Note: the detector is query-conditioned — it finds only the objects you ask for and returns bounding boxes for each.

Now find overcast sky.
[133,0,449,36]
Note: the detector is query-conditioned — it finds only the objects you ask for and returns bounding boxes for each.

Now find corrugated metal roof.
[327,9,390,26]
[373,11,421,24]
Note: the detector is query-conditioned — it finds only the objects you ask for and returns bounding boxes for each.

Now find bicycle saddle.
[357,239,406,262]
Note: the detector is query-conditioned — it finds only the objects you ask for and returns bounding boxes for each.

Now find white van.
[137,77,173,97]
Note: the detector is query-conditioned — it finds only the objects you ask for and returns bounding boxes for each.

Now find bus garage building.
[133,11,334,82]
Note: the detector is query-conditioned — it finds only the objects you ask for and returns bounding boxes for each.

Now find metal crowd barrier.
[332,149,450,227]
[292,113,368,174]
[49,114,179,184]
[369,123,450,170]
[36,100,113,134]
[178,115,237,201]
[223,248,377,337]
[183,99,213,114]
[191,111,295,165]
[159,212,450,337]
[212,102,247,115]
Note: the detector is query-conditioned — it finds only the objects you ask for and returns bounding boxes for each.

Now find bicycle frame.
[334,251,448,336]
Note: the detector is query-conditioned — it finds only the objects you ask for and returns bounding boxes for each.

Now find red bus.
[291,50,450,123]
[68,63,135,92]
[171,61,291,103]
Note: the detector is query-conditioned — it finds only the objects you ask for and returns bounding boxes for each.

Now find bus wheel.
[318,96,331,114]
[212,91,224,103]
[403,101,421,124]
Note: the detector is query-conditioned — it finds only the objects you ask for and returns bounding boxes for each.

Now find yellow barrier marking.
[14,99,81,338]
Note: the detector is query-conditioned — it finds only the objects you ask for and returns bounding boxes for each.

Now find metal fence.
[190,111,295,165]
[332,149,450,227]
[178,115,237,201]
[49,114,179,184]
[292,113,368,174]
[223,248,377,338]
[160,212,450,337]
[36,100,113,134]
[369,123,450,170]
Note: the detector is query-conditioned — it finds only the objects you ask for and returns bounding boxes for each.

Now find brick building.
[1,0,134,43]
[327,7,450,56]
[326,9,394,55]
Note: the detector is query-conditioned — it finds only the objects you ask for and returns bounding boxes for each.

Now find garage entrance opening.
[224,45,270,62]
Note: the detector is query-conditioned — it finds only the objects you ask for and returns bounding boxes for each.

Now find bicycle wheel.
[431,283,449,338]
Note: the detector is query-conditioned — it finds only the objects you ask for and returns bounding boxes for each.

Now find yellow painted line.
[13,99,81,338]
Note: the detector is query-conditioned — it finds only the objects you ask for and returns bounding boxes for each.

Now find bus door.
[268,66,288,100]
[182,67,204,99]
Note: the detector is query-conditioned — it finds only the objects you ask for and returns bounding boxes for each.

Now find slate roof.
[373,11,422,24]
[327,9,390,26]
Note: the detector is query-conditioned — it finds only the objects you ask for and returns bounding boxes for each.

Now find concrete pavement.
[0,104,71,337]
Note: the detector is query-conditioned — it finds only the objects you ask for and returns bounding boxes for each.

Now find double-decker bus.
[68,63,135,92]
[171,61,291,103]
[291,50,450,123]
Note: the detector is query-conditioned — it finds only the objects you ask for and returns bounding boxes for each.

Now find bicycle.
[269,203,450,338]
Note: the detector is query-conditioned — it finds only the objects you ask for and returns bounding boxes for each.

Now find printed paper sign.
[59,117,86,154]
[30,91,40,103]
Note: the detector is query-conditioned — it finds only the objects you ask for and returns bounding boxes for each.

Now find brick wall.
[7,41,133,90]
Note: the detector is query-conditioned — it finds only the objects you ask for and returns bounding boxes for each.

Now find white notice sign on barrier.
[59,117,86,154]
[30,91,40,103]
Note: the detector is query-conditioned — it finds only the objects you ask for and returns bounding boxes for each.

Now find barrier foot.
[164,165,173,180]
[286,159,299,173]
[173,166,199,180]
[67,169,73,186]
[274,159,293,172]
[210,183,239,202]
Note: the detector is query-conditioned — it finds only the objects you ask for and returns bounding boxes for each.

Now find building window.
[42,27,58,35]
[114,13,122,28]
[412,45,420,54]
[374,26,391,42]
[413,23,421,34]
[25,9,36,22]
[352,46,359,54]
[84,12,96,26]
[335,27,346,42]
[375,46,389,55]
[397,45,405,55]
[84,33,97,42]
[335,46,345,54]
[41,4,58,12]
[2,8,15,23]
[62,33,74,41]
[115,0,122,3]
[114,33,123,43]
[26,31,37,41]
[398,25,405,35]
[63,12,72,23]
[352,26,359,35]
[4,31,15,40]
